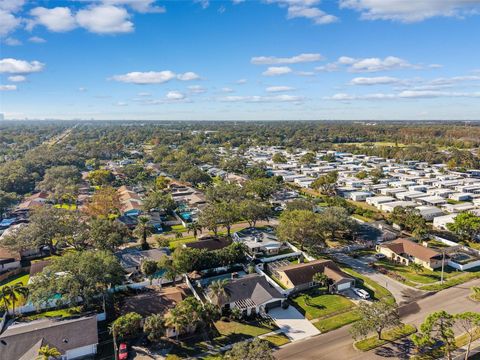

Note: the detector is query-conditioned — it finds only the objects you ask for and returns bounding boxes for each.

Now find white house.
[433,213,458,230]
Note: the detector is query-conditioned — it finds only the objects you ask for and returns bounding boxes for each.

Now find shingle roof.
[0,316,98,360]
[380,238,444,262]
[276,259,352,286]
[223,275,283,307]
[185,237,231,251]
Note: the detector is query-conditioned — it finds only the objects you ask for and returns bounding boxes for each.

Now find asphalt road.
[275,277,480,360]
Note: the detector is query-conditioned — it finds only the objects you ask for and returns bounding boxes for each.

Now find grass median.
[354,324,417,351]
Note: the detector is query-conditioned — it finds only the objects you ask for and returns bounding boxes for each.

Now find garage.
[265,299,282,311]
[336,280,353,292]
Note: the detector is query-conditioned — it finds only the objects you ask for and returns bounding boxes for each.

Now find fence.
[0,266,29,283]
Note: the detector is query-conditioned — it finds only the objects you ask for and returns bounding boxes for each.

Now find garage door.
[337,282,351,291]
[266,300,282,310]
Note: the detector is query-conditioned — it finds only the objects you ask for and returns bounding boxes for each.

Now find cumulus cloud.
[8,75,26,82]
[251,53,323,65]
[177,72,200,81]
[0,84,17,91]
[350,76,400,85]
[262,66,292,76]
[111,70,201,85]
[339,0,480,23]
[4,37,21,45]
[0,58,45,74]
[166,90,186,100]
[101,0,166,13]
[28,36,46,43]
[0,9,21,36]
[188,85,206,94]
[266,0,338,24]
[266,86,295,92]
[220,94,303,103]
[28,7,77,32]
[346,56,416,72]
[76,5,134,34]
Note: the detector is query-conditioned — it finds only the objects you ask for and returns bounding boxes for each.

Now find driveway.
[268,306,320,341]
[332,253,425,305]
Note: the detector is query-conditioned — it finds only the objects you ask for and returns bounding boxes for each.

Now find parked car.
[374,253,386,260]
[118,343,128,360]
[352,287,370,300]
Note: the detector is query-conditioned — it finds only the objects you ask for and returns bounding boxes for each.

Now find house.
[0,247,21,272]
[433,213,458,230]
[117,185,143,217]
[349,191,372,202]
[115,248,169,273]
[15,192,49,212]
[376,238,447,270]
[233,227,285,256]
[272,259,355,293]
[212,274,284,316]
[184,235,232,251]
[415,206,444,221]
[0,316,98,360]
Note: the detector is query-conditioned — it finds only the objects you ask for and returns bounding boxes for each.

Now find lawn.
[262,333,291,347]
[53,203,77,210]
[420,269,480,292]
[22,306,82,320]
[314,309,362,333]
[291,291,355,320]
[214,319,278,338]
[168,236,198,249]
[376,259,458,284]
[354,324,417,351]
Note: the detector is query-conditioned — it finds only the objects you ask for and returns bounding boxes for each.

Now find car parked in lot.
[352,287,370,300]
[118,343,128,360]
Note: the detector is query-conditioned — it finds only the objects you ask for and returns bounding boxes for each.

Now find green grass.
[170,224,187,232]
[168,236,198,249]
[0,272,29,288]
[455,328,480,348]
[420,269,480,291]
[263,333,291,347]
[53,203,77,210]
[314,309,362,333]
[22,306,82,320]
[342,267,394,303]
[214,319,278,337]
[376,259,459,284]
[291,291,355,320]
[354,324,417,351]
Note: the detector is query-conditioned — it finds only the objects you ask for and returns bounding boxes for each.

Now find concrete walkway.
[268,306,320,341]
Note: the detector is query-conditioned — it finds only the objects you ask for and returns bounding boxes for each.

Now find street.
[275,277,480,360]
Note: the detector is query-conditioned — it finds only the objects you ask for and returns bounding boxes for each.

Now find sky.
[0,0,480,121]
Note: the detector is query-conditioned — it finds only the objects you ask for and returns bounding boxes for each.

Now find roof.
[185,237,231,251]
[115,248,168,269]
[0,316,98,360]
[222,275,283,307]
[276,259,353,286]
[379,238,444,262]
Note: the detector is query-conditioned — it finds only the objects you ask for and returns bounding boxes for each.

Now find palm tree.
[0,286,12,312]
[187,222,202,239]
[208,279,229,307]
[9,283,29,314]
[164,308,187,340]
[312,272,329,288]
[36,345,61,360]
[409,262,424,274]
[134,215,152,250]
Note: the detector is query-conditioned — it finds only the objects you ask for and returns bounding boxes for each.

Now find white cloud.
[220,94,303,103]
[266,0,338,25]
[78,87,87,92]
[76,5,133,34]
[315,63,339,72]
[232,0,245,4]
[0,9,21,36]
[115,101,128,106]
[8,75,26,82]
[262,66,292,76]
[340,0,480,23]
[112,71,176,84]
[4,37,21,45]
[194,0,210,9]
[29,7,77,32]
[0,84,17,91]
[347,56,415,72]
[266,86,295,92]
[221,87,234,93]
[325,90,480,101]
[0,0,25,12]
[177,72,200,81]
[251,53,323,65]
[101,0,165,13]
[236,79,247,84]
[29,36,46,43]
[0,58,45,74]
[137,92,151,96]
[350,76,400,85]
[166,90,186,100]
[188,85,206,94]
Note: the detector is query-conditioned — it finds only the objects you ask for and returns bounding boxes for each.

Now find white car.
[352,287,370,300]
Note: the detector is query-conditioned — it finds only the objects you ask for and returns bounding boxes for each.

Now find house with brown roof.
[272,259,355,293]
[376,238,447,270]
[184,235,231,251]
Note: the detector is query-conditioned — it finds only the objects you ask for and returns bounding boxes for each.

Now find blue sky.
[0,0,480,120]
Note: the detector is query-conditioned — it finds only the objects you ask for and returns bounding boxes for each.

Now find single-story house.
[376,238,447,270]
[184,235,231,251]
[273,259,355,293]
[433,213,458,230]
[115,248,169,273]
[415,205,444,221]
[233,227,285,256]
[214,275,284,316]
[0,316,98,360]
[349,191,373,202]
